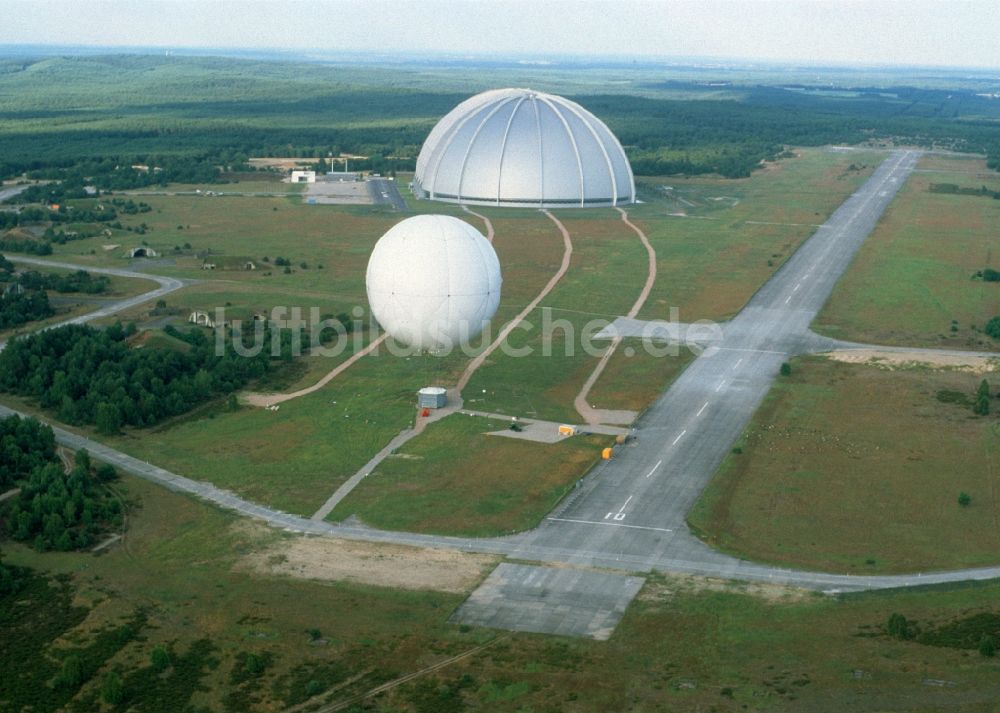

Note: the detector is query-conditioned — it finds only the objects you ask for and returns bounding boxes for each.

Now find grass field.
[7,470,1000,711]
[100,345,471,516]
[5,148,900,533]
[4,148,888,523]
[814,153,1000,349]
[329,414,612,536]
[632,147,884,322]
[463,209,648,422]
[47,193,398,303]
[587,338,697,413]
[688,355,1000,574]
[464,148,881,423]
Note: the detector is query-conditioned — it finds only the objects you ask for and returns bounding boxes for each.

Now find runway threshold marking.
[547,517,673,534]
[696,402,708,417]
[645,459,663,478]
[605,495,633,521]
[671,430,686,446]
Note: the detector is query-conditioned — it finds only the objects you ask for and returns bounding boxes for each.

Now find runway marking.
[733,358,743,369]
[645,460,663,478]
[547,517,673,534]
[793,282,801,292]
[784,295,792,304]
[605,495,633,521]
[696,402,708,417]
[715,380,725,392]
[713,347,787,355]
[671,430,686,446]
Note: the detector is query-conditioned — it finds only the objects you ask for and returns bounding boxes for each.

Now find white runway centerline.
[671,430,686,446]
[696,402,708,417]
[645,460,663,478]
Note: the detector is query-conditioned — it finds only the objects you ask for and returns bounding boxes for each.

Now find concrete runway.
[367,177,406,210]
[11,150,1000,594]
[517,150,927,583]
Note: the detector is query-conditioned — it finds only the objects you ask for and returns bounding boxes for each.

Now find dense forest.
[0,323,271,433]
[5,447,122,552]
[0,55,999,181]
[0,288,54,329]
[0,416,122,551]
[0,255,55,327]
[0,413,56,490]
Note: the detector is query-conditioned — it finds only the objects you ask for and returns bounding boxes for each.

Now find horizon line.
[2,42,999,74]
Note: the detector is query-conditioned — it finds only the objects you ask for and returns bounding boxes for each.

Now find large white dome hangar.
[413,88,635,208]
[365,215,502,352]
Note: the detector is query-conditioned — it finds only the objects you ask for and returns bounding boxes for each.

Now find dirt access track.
[243,530,499,593]
[827,348,999,373]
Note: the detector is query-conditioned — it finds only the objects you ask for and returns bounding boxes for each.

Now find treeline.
[12,269,110,294]
[0,323,271,433]
[2,56,1000,181]
[930,183,1000,200]
[0,236,51,255]
[585,92,1000,178]
[15,155,225,194]
[0,203,117,226]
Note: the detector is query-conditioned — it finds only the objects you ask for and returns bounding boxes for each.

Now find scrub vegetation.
[6,473,1000,711]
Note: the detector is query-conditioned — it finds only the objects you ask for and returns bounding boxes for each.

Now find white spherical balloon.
[365,215,502,351]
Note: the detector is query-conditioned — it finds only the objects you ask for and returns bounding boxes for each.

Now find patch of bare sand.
[242,532,499,594]
[639,572,813,604]
[827,349,998,374]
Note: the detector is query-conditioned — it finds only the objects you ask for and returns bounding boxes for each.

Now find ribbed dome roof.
[414,88,635,208]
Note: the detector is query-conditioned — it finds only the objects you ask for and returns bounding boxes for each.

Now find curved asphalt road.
[7,151,1000,592]
[0,257,186,351]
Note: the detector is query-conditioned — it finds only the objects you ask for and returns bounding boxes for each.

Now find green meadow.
[689,355,1000,574]
[815,153,1000,349]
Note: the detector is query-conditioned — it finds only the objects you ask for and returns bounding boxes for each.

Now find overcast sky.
[4,0,1000,69]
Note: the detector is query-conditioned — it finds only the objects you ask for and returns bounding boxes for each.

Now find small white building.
[417,387,447,409]
[290,170,316,183]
